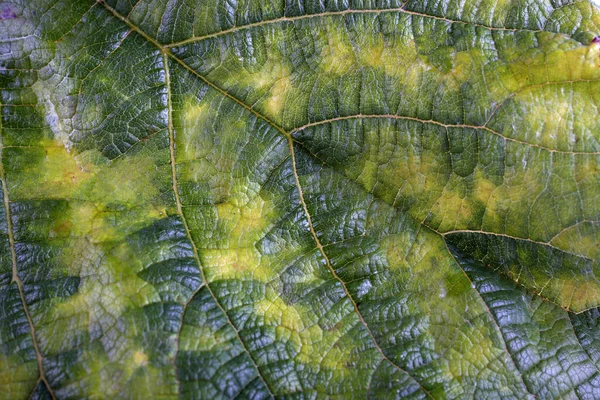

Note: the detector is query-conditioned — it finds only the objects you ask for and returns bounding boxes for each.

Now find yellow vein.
[286,136,434,399]
[163,54,275,398]
[290,114,600,155]
[442,229,594,261]
[166,7,543,48]
[0,107,56,400]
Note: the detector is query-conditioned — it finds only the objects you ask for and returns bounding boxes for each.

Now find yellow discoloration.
[6,136,170,289]
[504,38,600,91]
[383,225,516,385]
[383,232,414,272]
[576,41,600,79]
[575,157,600,183]
[88,156,160,205]
[296,323,358,370]
[544,278,600,312]
[228,180,262,208]
[40,239,160,355]
[481,166,545,235]
[61,203,98,239]
[133,351,149,367]
[241,59,292,121]
[17,137,163,209]
[515,94,571,148]
[551,221,600,260]
[9,141,95,200]
[480,187,507,232]
[383,229,451,278]
[239,54,292,117]
[66,344,176,399]
[125,363,178,397]
[473,172,498,204]
[485,37,600,115]
[217,194,274,243]
[442,331,503,383]
[265,74,291,117]
[360,37,385,68]
[66,202,166,243]
[355,159,379,193]
[296,325,324,365]
[451,51,475,83]
[202,194,279,281]
[255,296,305,332]
[318,342,350,370]
[378,39,431,101]
[48,169,167,244]
[203,247,264,280]
[430,182,476,231]
[0,354,38,399]
[54,274,158,328]
[42,147,94,192]
[177,98,212,163]
[346,123,448,219]
[320,29,355,75]
[567,234,599,259]
[184,100,208,124]
[178,324,222,352]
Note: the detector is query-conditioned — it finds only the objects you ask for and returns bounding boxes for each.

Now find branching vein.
[163,53,275,397]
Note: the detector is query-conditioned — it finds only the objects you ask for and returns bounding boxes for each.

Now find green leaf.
[2,0,600,398]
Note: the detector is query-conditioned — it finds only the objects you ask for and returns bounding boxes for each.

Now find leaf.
[2,0,600,398]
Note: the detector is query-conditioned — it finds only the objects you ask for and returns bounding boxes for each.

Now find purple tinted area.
[592,36,600,44]
[1,5,17,20]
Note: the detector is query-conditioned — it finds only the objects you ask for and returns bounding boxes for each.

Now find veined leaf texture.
[2,0,600,398]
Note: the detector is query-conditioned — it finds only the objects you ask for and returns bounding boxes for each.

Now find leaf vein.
[163,53,275,398]
[165,6,550,48]
[287,136,434,399]
[442,240,537,398]
[290,108,600,156]
[0,106,56,400]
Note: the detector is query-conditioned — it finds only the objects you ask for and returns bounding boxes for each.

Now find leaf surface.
[2,0,600,398]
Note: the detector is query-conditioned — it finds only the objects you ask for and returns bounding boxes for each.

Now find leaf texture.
[2,0,600,398]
